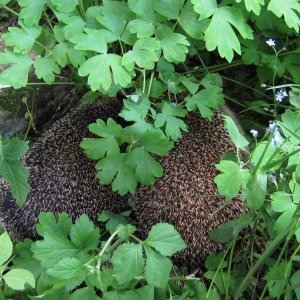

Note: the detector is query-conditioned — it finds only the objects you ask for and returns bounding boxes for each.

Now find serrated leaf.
[154,0,184,19]
[52,42,86,68]
[185,85,224,120]
[78,54,132,91]
[214,160,243,201]
[181,76,199,94]
[63,16,85,40]
[127,147,163,185]
[268,0,300,31]
[236,0,265,15]
[2,24,41,54]
[96,153,137,195]
[224,115,249,148]
[32,233,79,268]
[119,95,151,122]
[33,57,60,84]
[3,268,35,290]
[18,0,46,26]
[98,211,129,235]
[144,246,172,288]
[52,0,78,13]
[103,286,154,300]
[156,25,190,63]
[0,232,13,266]
[144,223,186,256]
[127,19,155,38]
[111,243,144,284]
[81,118,122,159]
[70,28,112,53]
[178,1,208,39]
[154,102,188,141]
[195,3,253,62]
[0,52,32,88]
[70,214,100,250]
[122,38,161,71]
[47,257,85,280]
[35,212,72,237]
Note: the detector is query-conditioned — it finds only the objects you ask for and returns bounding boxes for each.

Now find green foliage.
[1,1,300,299]
[0,136,30,206]
[0,213,191,299]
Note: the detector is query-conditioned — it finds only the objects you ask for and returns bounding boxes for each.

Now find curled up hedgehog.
[0,99,244,266]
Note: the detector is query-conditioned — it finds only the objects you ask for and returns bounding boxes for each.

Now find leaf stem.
[147,72,154,97]
[3,5,19,16]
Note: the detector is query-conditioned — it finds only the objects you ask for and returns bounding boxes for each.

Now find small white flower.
[266,39,276,47]
[250,129,258,139]
[171,102,177,108]
[275,90,288,102]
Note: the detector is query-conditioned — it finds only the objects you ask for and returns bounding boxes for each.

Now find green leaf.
[35,212,72,237]
[33,57,60,84]
[280,109,300,144]
[70,214,100,250]
[63,16,85,40]
[214,160,243,201]
[52,42,86,68]
[144,223,186,256]
[119,95,151,122]
[156,24,190,63]
[98,211,129,235]
[3,268,35,290]
[0,232,13,266]
[32,233,79,268]
[18,0,46,26]
[111,243,144,284]
[181,76,199,94]
[235,0,265,15]
[127,19,155,38]
[52,0,78,13]
[268,0,300,31]
[103,286,154,300]
[0,139,30,206]
[2,24,41,54]
[224,115,249,148]
[127,147,163,185]
[247,172,267,210]
[0,52,32,88]
[96,153,137,195]
[0,0,12,7]
[185,85,224,120]
[178,1,208,39]
[144,246,172,288]
[194,3,253,62]
[209,214,253,243]
[69,287,100,300]
[122,38,161,71]
[70,28,112,53]
[154,0,184,19]
[128,0,156,21]
[78,54,132,91]
[154,102,188,141]
[81,118,122,160]
[47,257,85,280]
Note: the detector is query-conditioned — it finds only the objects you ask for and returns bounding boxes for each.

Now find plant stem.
[3,5,19,16]
[147,72,154,97]
[234,223,292,299]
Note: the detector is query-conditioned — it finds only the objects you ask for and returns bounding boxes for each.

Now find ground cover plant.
[0,0,300,298]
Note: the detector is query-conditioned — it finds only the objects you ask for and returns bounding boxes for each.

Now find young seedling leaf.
[3,268,35,290]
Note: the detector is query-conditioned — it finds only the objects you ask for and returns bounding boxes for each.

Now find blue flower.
[268,173,277,183]
[271,130,283,147]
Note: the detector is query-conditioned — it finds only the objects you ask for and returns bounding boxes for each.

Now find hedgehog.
[0,99,244,267]
[0,100,127,241]
[129,110,244,266]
